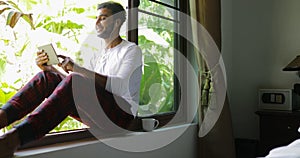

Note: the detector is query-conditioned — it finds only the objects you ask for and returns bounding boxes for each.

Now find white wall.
[16,124,198,158]
[223,0,300,139]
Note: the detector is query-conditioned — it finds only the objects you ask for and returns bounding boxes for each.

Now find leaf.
[21,14,35,29]
[139,57,162,105]
[15,40,29,56]
[0,89,5,105]
[65,20,83,29]
[0,7,10,15]
[0,1,8,5]
[87,15,97,19]
[7,0,22,12]
[6,11,22,28]
[0,55,6,78]
[13,79,21,85]
[4,90,16,102]
[72,8,85,14]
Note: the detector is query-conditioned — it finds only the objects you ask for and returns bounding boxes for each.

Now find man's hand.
[36,50,55,71]
[58,55,77,74]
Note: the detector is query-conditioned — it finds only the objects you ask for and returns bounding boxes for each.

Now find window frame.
[17,0,190,151]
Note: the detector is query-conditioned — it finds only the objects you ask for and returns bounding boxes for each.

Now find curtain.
[189,0,236,158]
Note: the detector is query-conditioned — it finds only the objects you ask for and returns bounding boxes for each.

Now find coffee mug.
[142,118,159,132]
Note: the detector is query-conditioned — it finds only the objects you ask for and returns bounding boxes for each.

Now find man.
[0,1,142,157]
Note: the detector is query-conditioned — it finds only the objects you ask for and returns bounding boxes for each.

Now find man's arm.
[74,65,108,88]
[58,55,108,88]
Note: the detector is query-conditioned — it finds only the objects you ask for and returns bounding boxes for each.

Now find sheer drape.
[189,0,236,158]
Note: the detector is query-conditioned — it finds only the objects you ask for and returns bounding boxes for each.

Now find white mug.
[142,118,159,132]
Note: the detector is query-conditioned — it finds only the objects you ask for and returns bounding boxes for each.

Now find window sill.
[14,123,197,158]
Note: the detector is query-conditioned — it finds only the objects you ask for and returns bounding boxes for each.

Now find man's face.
[95,8,115,39]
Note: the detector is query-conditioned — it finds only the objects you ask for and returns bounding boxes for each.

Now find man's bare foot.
[0,128,20,158]
[0,109,8,129]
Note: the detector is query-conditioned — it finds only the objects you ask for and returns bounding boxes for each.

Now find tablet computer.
[38,43,60,65]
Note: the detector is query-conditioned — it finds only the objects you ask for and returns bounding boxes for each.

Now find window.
[0,0,189,149]
[137,0,178,116]
[128,0,189,127]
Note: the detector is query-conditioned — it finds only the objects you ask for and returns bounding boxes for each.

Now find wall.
[223,0,300,139]
[16,124,198,158]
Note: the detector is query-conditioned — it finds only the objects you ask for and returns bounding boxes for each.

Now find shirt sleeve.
[105,45,143,102]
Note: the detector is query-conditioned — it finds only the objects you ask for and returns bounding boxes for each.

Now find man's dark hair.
[97,1,126,24]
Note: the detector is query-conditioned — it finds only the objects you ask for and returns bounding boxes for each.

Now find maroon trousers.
[1,71,134,145]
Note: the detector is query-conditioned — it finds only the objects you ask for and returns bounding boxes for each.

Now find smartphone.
[38,43,60,65]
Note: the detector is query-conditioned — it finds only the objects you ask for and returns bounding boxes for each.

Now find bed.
[265,139,300,157]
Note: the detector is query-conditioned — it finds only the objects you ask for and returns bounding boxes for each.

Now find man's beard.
[97,25,114,39]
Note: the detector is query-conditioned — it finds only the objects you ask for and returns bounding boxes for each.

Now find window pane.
[159,0,177,7]
[138,10,176,116]
[139,0,178,21]
[148,0,178,8]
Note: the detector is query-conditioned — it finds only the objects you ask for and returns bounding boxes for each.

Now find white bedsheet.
[265,139,300,158]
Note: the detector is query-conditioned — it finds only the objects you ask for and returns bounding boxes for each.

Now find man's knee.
[64,73,90,85]
[36,71,63,81]
[65,73,83,80]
